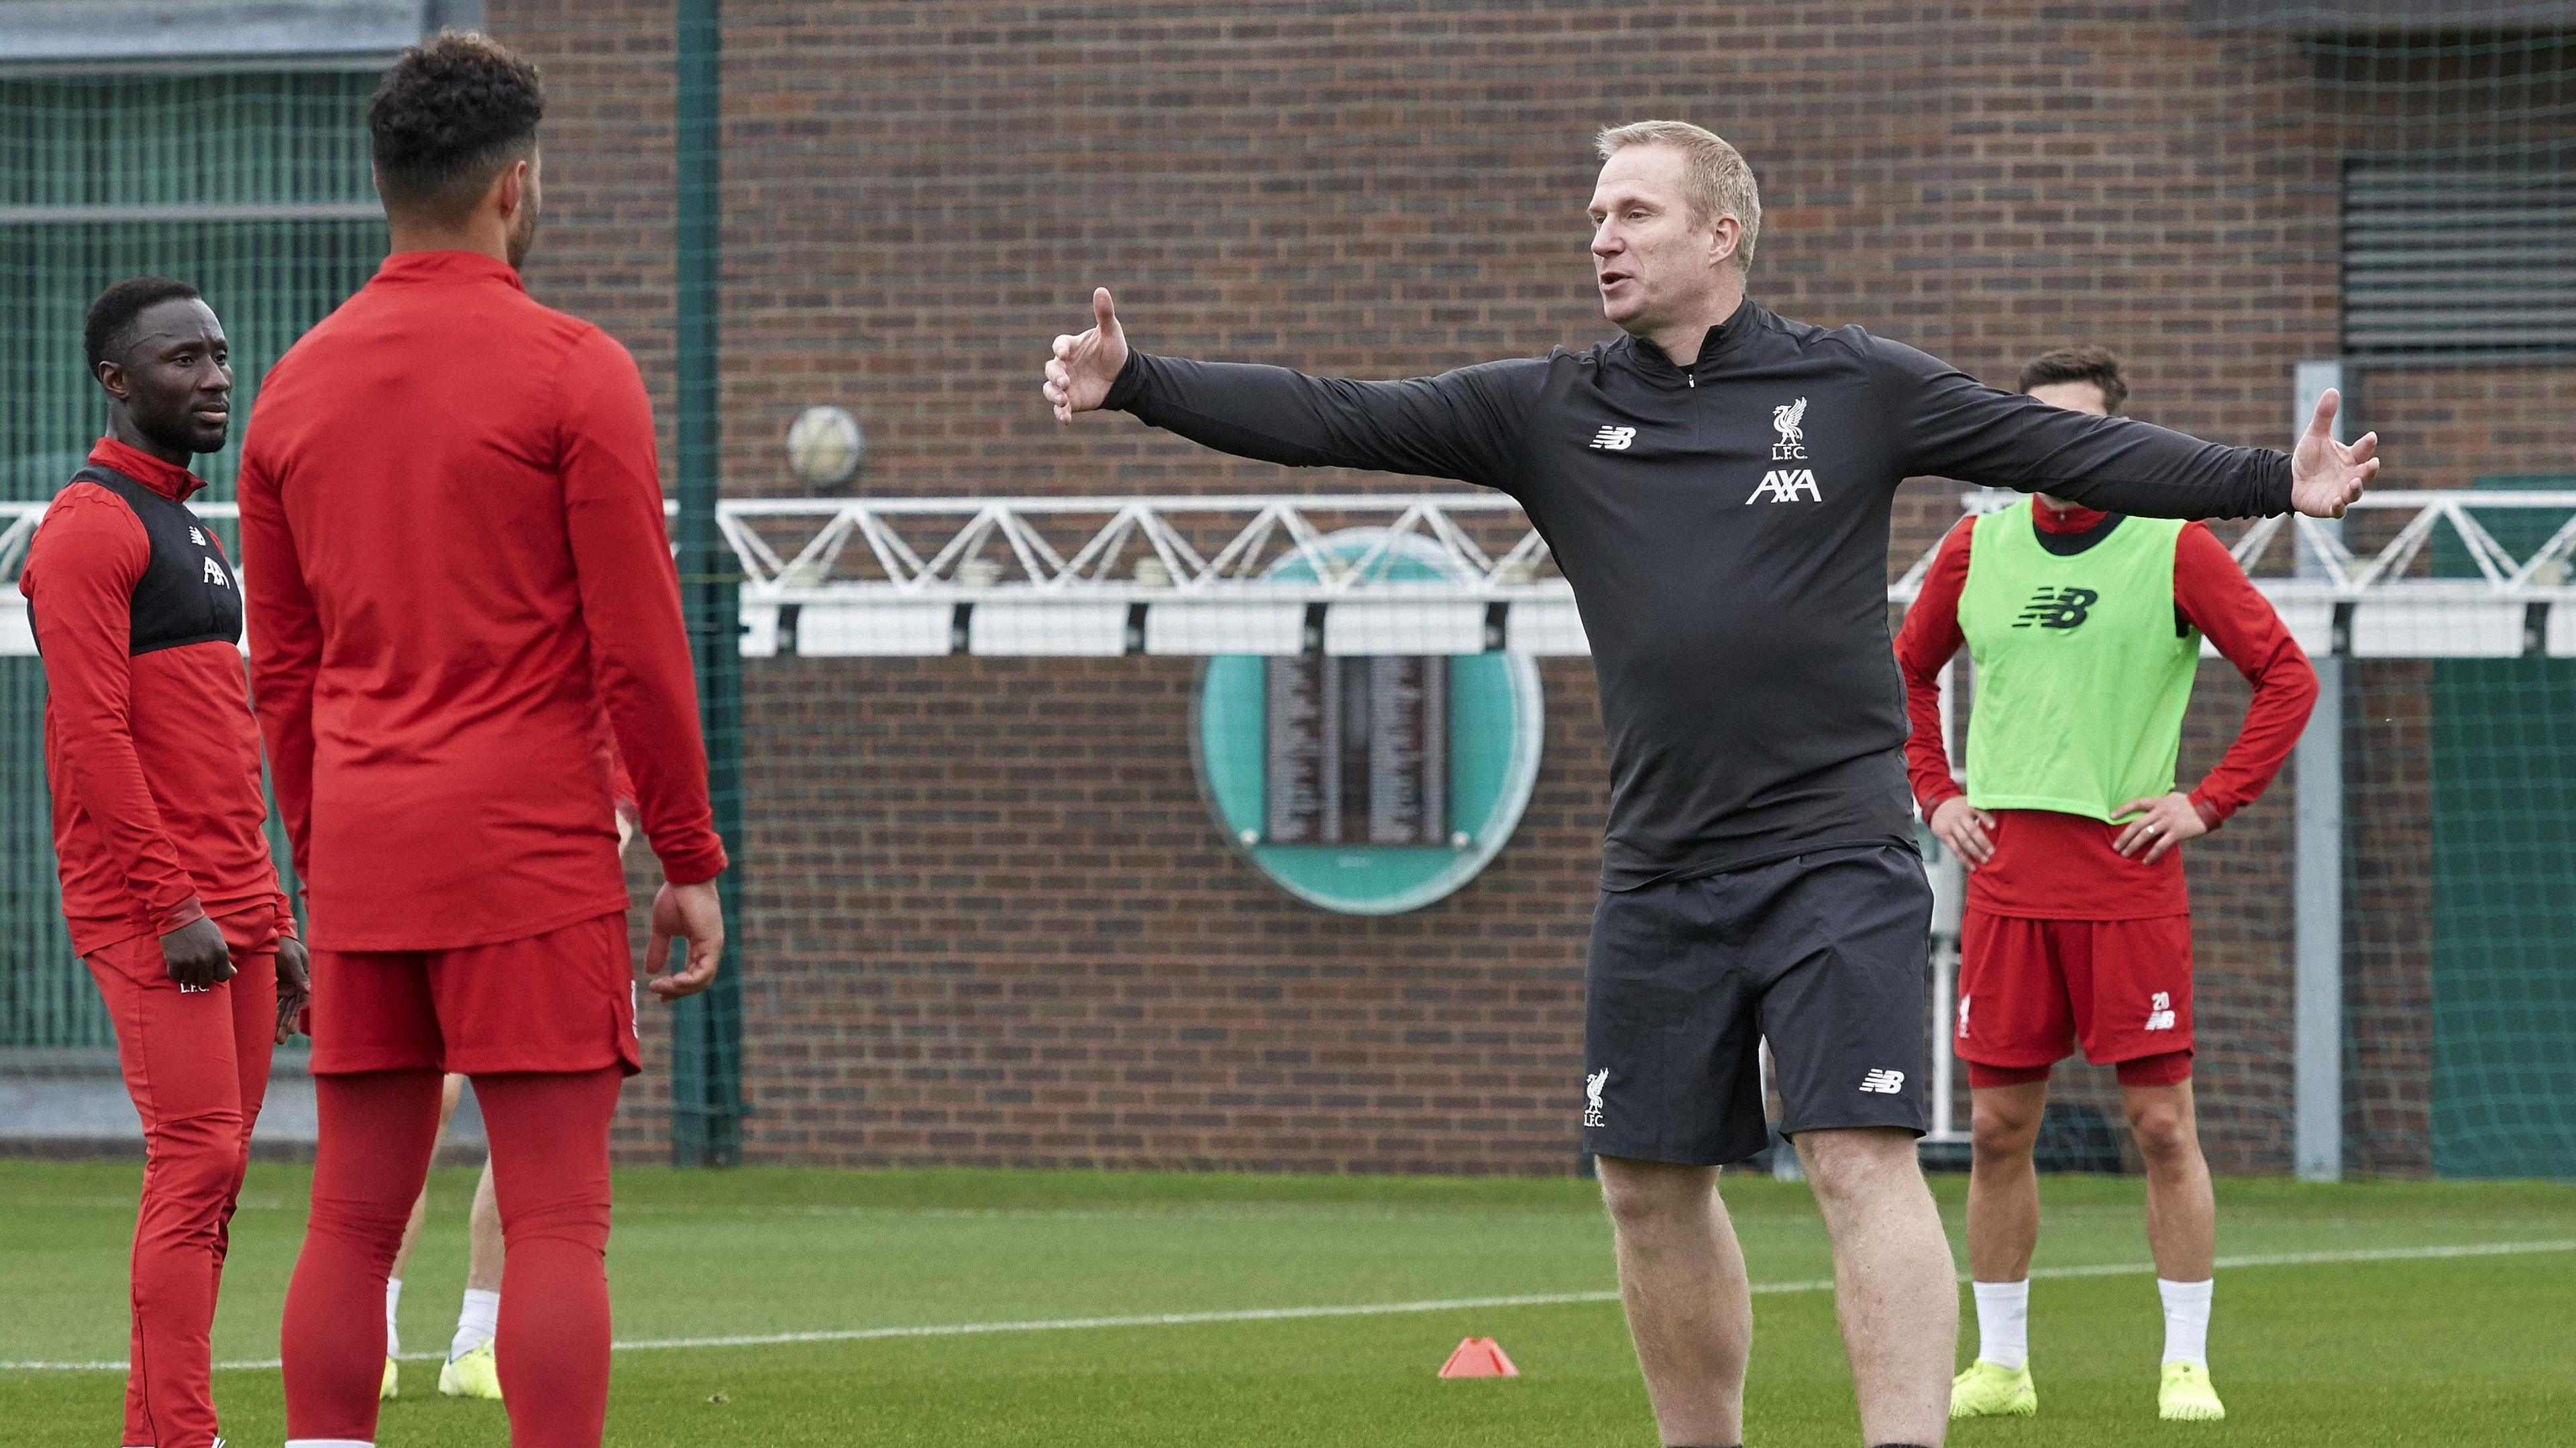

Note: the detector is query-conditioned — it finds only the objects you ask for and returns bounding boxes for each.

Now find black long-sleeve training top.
[1105,297,2294,891]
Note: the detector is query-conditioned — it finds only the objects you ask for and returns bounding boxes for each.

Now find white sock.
[451,1288,500,1361]
[2159,1278,2213,1367]
[383,1277,402,1359]
[1972,1278,2031,1370]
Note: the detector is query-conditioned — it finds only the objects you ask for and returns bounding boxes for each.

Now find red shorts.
[308,911,641,1076]
[1956,910,2194,1089]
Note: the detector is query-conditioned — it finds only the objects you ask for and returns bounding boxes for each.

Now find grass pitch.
[5,1161,2571,1445]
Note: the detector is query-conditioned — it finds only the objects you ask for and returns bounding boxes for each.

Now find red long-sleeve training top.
[1894,503,2319,919]
[239,249,727,952]
[20,438,294,956]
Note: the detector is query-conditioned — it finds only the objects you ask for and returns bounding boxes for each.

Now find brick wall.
[478,1,2568,1175]
[718,657,1604,1171]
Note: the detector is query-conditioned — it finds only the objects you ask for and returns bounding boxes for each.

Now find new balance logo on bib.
[2014,583,2098,629]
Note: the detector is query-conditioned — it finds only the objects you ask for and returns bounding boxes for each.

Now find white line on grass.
[4,1237,2569,1374]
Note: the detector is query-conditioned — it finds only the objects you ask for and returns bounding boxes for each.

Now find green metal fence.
[2,69,382,1048]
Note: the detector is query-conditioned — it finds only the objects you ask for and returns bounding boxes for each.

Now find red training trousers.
[281,912,634,1448]
[87,904,282,1448]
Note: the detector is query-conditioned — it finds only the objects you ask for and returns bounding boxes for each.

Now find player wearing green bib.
[1955,505,2200,822]
[1895,348,2320,1426]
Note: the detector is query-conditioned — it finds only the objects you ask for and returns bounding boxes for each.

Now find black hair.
[366,30,546,213]
[2018,345,2129,414]
[84,276,203,376]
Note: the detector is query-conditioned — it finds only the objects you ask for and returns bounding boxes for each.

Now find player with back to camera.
[1896,347,2319,1424]
[19,276,312,1448]
[240,32,729,1448]
[378,773,639,1406]
[1042,121,2377,1448]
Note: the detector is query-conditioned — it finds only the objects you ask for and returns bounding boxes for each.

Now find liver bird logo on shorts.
[1583,1068,1609,1127]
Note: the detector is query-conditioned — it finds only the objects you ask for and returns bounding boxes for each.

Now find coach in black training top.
[1097,304,2292,893]
[1042,120,2376,1448]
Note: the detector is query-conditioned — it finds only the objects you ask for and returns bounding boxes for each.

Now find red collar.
[2033,500,2108,534]
[372,249,528,293]
[87,437,206,503]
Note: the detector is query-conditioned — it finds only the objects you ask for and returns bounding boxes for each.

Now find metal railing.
[7,488,2576,657]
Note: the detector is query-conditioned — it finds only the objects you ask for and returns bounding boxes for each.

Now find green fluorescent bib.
[1957,502,2199,822]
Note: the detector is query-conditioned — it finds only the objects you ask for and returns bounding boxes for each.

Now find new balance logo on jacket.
[1589,425,1636,451]
[1858,1068,1907,1094]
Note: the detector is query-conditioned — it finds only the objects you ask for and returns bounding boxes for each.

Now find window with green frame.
[1,68,385,1047]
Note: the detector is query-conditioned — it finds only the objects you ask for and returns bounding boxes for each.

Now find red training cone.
[1437,1336,1520,1378]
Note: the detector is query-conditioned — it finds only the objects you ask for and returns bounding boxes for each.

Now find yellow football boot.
[2159,1361,2226,1421]
[439,1339,504,1400]
[1950,1358,2038,1418]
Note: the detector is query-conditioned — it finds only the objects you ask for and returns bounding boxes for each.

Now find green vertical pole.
[672,0,743,1166]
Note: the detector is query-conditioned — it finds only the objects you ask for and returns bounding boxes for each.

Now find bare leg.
[1598,1156,1751,1447]
[388,1072,466,1281]
[466,1156,504,1292]
[2123,1080,2214,1281]
[1965,1082,2048,1282]
[1796,1127,1955,1447]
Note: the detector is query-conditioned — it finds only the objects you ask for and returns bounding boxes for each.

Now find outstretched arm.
[1877,338,2377,520]
[1043,286,1538,490]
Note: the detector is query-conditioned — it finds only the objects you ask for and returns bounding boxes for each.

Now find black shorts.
[1581,843,1934,1167]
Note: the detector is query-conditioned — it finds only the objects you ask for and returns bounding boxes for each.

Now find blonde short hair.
[1595,120,1763,272]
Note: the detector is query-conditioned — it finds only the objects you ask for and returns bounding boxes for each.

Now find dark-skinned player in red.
[241,34,729,1448]
[21,276,312,1448]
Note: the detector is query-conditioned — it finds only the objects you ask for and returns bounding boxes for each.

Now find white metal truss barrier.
[5,489,2576,659]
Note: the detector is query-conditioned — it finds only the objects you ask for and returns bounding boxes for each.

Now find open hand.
[2288,388,2379,520]
[1929,796,1995,869]
[274,936,311,1043]
[1042,288,1129,423]
[2112,792,2210,864]
[645,877,724,1001]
